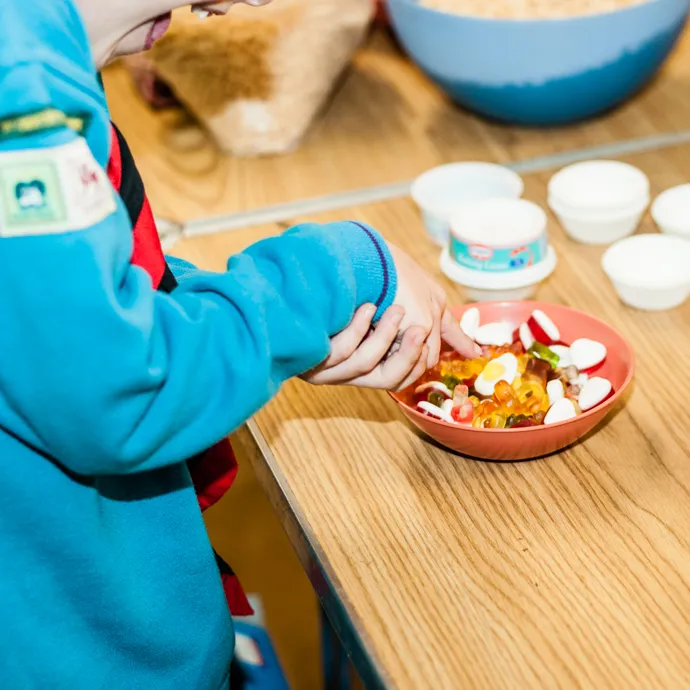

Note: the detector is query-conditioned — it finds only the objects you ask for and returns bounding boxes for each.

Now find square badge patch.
[0,160,67,229]
[0,138,116,237]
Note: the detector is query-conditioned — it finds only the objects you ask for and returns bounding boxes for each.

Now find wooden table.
[108,26,690,690]
[172,142,690,689]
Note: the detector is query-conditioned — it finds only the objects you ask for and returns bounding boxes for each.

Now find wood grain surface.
[104,28,690,222]
[174,143,690,689]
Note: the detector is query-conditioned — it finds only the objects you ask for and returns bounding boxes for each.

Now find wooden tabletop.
[173,141,690,689]
[104,29,690,223]
[106,22,690,689]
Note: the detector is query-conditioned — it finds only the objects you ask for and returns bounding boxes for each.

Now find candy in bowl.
[390,301,635,461]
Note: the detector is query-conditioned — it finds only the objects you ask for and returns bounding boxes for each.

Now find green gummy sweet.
[529,343,560,369]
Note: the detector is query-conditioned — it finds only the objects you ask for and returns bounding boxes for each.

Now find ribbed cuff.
[326,221,398,320]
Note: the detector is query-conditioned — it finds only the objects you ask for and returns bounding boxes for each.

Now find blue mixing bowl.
[386,0,690,125]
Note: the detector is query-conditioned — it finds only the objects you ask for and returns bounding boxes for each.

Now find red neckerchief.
[107,124,252,617]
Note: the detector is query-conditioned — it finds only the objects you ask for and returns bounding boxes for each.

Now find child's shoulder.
[2,0,93,75]
[0,0,110,164]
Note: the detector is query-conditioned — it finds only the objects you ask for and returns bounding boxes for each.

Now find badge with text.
[0,138,116,237]
[0,108,89,141]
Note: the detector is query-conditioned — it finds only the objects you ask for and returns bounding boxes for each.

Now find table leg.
[321,606,352,690]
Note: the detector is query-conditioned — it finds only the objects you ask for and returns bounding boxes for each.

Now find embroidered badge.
[0,109,89,141]
[0,138,116,237]
[3,161,65,227]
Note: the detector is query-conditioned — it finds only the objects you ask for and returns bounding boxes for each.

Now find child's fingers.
[314,306,404,383]
[425,303,442,369]
[392,343,430,392]
[441,309,482,358]
[369,326,427,390]
[321,304,376,368]
[342,306,404,375]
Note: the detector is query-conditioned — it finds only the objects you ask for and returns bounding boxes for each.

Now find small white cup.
[548,160,649,245]
[549,195,648,245]
[602,233,690,311]
[651,184,690,237]
[548,160,649,213]
[411,162,524,246]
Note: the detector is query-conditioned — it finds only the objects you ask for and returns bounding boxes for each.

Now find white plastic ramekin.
[602,233,690,311]
[411,162,524,246]
[548,160,649,245]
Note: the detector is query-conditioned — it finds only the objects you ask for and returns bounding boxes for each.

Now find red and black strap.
[107,123,252,617]
[108,125,176,292]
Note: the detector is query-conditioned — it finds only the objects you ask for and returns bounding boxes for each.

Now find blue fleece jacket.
[0,2,397,688]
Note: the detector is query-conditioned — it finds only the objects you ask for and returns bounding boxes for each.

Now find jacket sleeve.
[0,63,397,477]
[165,255,198,282]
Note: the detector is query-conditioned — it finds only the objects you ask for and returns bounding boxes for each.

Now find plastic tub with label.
[441,198,557,301]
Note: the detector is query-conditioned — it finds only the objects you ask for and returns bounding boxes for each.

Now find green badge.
[0,160,66,230]
[0,109,89,141]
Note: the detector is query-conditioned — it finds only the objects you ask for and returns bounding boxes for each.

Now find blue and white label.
[450,233,548,273]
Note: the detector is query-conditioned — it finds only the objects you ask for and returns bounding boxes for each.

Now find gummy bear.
[523,358,551,388]
[440,358,485,382]
[527,398,548,416]
[486,411,507,429]
[517,354,530,375]
[473,400,499,428]
[509,341,525,357]
[477,399,499,416]
[482,343,523,360]
[516,381,548,415]
[493,380,521,415]
[472,358,488,377]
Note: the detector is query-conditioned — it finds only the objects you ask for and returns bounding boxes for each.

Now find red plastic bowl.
[390,301,635,461]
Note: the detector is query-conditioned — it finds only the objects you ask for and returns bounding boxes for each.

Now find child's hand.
[388,243,481,367]
[301,305,429,391]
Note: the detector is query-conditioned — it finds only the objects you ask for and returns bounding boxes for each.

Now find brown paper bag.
[147,0,374,157]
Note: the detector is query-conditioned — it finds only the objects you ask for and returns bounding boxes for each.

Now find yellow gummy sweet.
[516,381,545,404]
[471,358,487,376]
[517,354,530,375]
[487,412,507,429]
[440,357,487,381]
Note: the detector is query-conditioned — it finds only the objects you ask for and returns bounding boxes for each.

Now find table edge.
[235,420,390,690]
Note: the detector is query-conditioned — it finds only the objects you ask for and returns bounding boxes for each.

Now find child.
[0,1,477,688]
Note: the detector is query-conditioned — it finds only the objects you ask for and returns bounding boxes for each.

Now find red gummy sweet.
[511,419,538,428]
[451,400,474,424]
